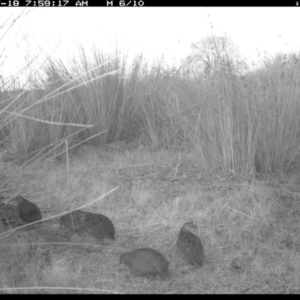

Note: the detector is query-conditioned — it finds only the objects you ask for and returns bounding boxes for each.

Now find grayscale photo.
[0,7,300,294]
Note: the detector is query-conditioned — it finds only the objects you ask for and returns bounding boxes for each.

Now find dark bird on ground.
[83,212,115,242]
[0,196,42,228]
[176,221,205,267]
[0,203,18,226]
[59,210,115,243]
[120,247,169,278]
[59,210,86,232]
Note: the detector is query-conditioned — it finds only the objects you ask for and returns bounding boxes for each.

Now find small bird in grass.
[0,196,42,228]
[83,212,115,242]
[0,203,18,226]
[120,247,169,278]
[59,210,86,232]
[59,210,115,243]
[176,221,205,267]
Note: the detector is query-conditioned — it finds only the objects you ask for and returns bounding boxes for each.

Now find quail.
[0,203,18,226]
[83,212,115,242]
[15,196,42,224]
[120,247,169,278]
[0,196,42,227]
[59,210,86,232]
[176,221,205,267]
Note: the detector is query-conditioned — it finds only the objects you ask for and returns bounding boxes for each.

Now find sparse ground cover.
[1,145,300,294]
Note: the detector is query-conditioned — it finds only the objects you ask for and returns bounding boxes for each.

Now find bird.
[83,212,115,242]
[176,221,205,267]
[0,196,42,228]
[59,210,115,243]
[0,203,18,226]
[120,247,169,278]
[14,196,42,224]
[59,210,86,232]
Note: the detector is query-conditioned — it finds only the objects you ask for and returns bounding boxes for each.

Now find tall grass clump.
[248,53,300,173]
[136,50,300,175]
[125,61,259,173]
[129,64,193,150]
[192,72,260,174]
[1,22,300,176]
[0,46,130,161]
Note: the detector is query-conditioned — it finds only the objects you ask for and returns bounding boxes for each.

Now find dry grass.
[1,146,300,294]
[1,13,300,294]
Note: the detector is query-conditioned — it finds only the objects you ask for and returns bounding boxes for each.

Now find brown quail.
[83,212,115,242]
[0,203,18,226]
[59,210,86,232]
[14,196,42,224]
[176,222,204,267]
[0,196,42,228]
[120,248,169,278]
